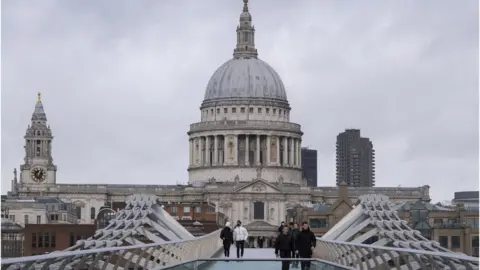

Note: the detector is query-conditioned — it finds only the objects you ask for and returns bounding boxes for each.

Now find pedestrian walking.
[233,220,248,258]
[220,221,234,257]
[289,223,300,268]
[275,226,295,270]
[295,222,316,270]
[257,236,265,248]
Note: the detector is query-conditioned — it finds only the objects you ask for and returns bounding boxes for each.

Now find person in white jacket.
[233,220,249,258]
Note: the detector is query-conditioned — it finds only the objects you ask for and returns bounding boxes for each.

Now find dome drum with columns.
[188,0,302,185]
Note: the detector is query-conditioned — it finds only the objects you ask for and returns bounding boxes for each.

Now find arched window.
[253,201,265,220]
[90,207,96,220]
[96,208,116,229]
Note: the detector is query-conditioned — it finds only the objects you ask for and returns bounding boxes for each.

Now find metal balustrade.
[314,238,479,270]
[1,229,223,270]
[313,194,480,270]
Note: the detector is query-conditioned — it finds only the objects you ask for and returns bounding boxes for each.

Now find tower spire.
[32,92,47,121]
[233,0,258,59]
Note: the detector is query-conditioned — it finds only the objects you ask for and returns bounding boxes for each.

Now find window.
[69,232,75,246]
[466,217,479,228]
[45,233,50,248]
[32,233,37,248]
[439,236,448,248]
[472,236,479,257]
[171,206,178,214]
[76,206,82,219]
[258,108,262,113]
[90,207,96,220]
[224,108,228,113]
[451,236,460,248]
[183,206,191,213]
[253,201,265,220]
[216,108,220,114]
[249,107,253,113]
[24,215,29,225]
[194,206,201,213]
[309,218,328,228]
[266,108,270,114]
[51,233,56,248]
[433,219,443,226]
[9,215,15,222]
[232,108,236,113]
[448,219,458,225]
[240,107,245,113]
[279,110,282,115]
[273,109,276,115]
[38,233,43,248]
[36,215,41,224]
[210,109,213,115]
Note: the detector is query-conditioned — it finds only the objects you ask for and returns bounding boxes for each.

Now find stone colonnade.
[189,134,301,168]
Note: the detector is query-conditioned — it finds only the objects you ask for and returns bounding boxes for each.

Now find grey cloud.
[2,0,478,201]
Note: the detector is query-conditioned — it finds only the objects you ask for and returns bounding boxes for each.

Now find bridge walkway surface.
[164,248,350,270]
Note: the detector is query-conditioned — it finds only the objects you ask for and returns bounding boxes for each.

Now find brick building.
[163,202,216,222]
[23,224,96,256]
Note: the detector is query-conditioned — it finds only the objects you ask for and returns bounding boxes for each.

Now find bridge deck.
[202,248,282,270]
[198,248,348,270]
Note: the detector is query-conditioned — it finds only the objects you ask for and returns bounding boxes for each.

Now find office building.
[301,147,318,187]
[336,129,375,187]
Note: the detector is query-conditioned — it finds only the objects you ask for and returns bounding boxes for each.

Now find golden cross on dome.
[37,92,41,102]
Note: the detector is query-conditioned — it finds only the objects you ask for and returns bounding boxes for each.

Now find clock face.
[31,167,47,182]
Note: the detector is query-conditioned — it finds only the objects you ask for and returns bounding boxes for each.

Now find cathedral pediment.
[233,179,281,193]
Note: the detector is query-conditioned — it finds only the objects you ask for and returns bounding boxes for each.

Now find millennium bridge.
[2,194,478,270]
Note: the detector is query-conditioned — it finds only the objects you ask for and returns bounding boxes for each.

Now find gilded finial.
[37,92,41,102]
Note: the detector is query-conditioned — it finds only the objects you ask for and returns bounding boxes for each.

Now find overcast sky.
[1,0,478,202]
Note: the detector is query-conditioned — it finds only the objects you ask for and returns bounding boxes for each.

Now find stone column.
[224,135,228,166]
[290,138,295,166]
[283,137,288,166]
[276,137,280,166]
[213,136,218,165]
[200,137,204,166]
[192,138,197,166]
[233,135,238,165]
[298,140,302,168]
[245,135,250,166]
[189,139,193,166]
[256,135,261,165]
[205,136,211,166]
[294,139,299,167]
[266,136,271,165]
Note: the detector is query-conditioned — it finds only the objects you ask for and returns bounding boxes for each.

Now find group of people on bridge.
[220,220,317,270]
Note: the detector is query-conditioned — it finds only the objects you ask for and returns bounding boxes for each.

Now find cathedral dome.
[201,0,289,108]
[203,58,287,102]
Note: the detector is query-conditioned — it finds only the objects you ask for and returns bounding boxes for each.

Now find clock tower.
[19,92,57,190]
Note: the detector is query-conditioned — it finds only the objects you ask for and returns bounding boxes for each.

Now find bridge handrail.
[316,237,479,270]
[1,229,222,265]
[315,237,479,263]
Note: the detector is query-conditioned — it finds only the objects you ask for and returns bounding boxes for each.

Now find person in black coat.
[295,222,317,270]
[257,236,265,248]
[275,226,295,270]
[278,221,285,233]
[289,223,300,268]
[220,221,234,257]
